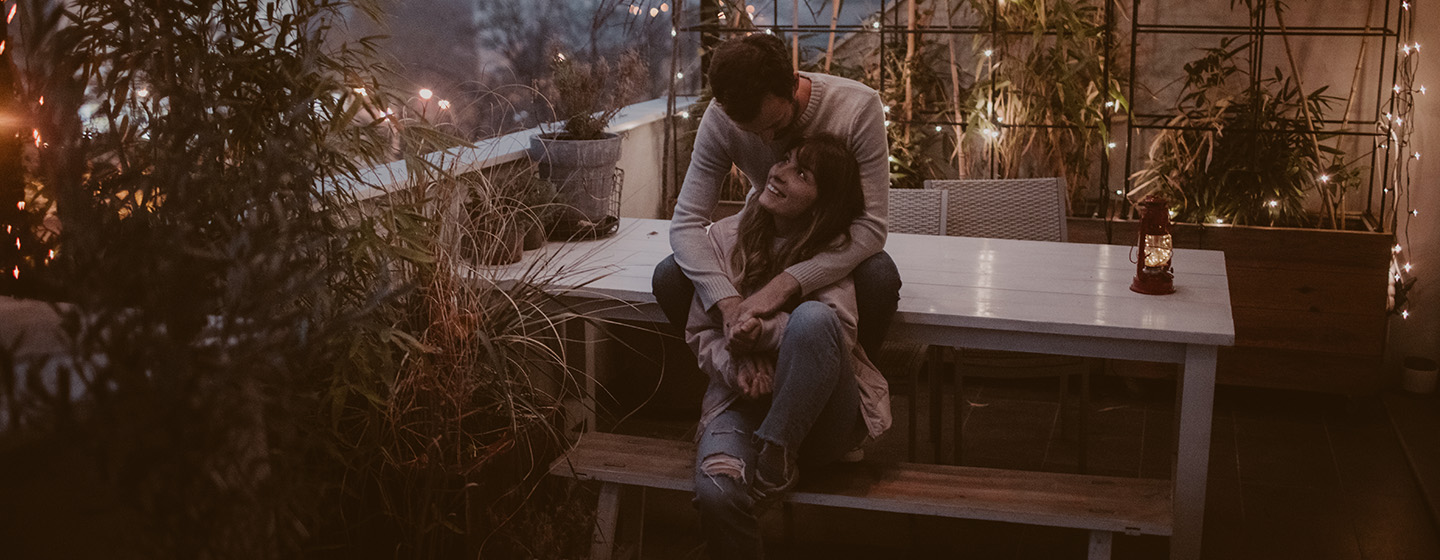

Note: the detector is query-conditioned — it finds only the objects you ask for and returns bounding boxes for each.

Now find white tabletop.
[483,218,1234,349]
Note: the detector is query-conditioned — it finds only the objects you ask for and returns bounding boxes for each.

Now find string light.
[649,7,659,17]
[1404,263,1413,273]
[1319,174,1330,183]
[1267,200,1279,208]
[661,2,669,12]
[883,105,891,113]
[679,110,690,119]
[354,87,367,97]
[11,267,17,280]
[676,72,684,80]
[629,4,639,15]
[983,49,994,57]
[1107,142,1117,149]
[671,29,677,37]
[1395,244,1404,253]
[872,21,880,29]
[437,100,451,110]
[7,4,15,23]
[418,88,433,100]
[935,126,943,132]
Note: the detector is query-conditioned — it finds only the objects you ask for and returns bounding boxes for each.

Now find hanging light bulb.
[418,88,433,100]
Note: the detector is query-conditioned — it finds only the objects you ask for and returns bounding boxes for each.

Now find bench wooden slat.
[549,432,1173,536]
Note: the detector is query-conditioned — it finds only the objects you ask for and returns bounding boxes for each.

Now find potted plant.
[530,47,646,237]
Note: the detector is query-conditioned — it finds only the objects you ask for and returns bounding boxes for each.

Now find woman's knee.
[694,453,752,513]
[786,301,843,344]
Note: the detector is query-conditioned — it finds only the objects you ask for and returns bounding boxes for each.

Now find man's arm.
[670,107,745,311]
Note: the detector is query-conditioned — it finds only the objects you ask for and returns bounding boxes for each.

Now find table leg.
[1171,344,1217,560]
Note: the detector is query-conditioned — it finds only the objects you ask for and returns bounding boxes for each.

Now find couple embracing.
[651,33,900,559]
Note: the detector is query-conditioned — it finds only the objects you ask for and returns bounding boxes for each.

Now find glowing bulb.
[437,99,451,110]
[1385,112,1393,120]
[1115,190,1123,195]
[649,7,658,17]
[1319,174,1330,183]
[1107,142,1117,149]
[672,29,677,37]
[996,116,1003,123]
[883,105,891,113]
[1414,153,1422,160]
[557,53,566,61]
[11,267,17,279]
[872,21,880,29]
[1422,85,1429,94]
[1402,310,1410,319]
[676,72,684,80]
[48,250,54,259]
[354,87,367,97]
[1214,218,1225,224]
[1416,44,1422,52]
[418,88,433,100]
[1395,85,1402,93]
[1404,263,1413,273]
[1394,244,1404,253]
[32,129,40,147]
[935,126,943,132]
[1105,101,1116,108]
[1396,117,1404,125]
[661,3,670,12]
[17,201,23,211]
[1267,200,1279,208]
[1410,209,1420,216]
[137,87,149,98]
[1402,45,1412,54]
[884,120,891,127]
[983,49,994,57]
[6,5,14,23]
[680,110,690,119]
[746,5,754,14]
[1404,1,1411,9]
[38,96,43,106]
[629,5,639,15]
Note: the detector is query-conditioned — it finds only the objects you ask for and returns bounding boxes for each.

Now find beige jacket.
[685,216,892,443]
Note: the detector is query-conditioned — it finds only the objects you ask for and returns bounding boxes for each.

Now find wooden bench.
[549,432,1173,560]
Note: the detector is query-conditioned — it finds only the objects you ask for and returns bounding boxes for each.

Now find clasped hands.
[715,273,799,399]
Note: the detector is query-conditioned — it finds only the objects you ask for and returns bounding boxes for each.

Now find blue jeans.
[692,301,866,560]
[651,251,901,359]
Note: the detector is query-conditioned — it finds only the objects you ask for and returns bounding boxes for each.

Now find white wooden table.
[485,217,1234,560]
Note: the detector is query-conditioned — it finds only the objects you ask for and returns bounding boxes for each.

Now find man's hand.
[734,355,774,399]
[734,272,800,331]
[714,295,744,341]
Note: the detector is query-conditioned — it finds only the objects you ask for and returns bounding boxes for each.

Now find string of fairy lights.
[1388,1,1422,320]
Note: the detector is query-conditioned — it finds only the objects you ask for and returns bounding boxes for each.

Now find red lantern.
[1131,195,1176,295]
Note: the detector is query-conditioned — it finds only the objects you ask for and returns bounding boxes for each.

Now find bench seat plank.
[550,432,1173,536]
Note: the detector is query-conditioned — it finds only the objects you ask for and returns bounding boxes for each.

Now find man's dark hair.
[708,34,797,124]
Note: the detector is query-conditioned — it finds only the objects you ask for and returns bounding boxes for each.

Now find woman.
[685,133,891,559]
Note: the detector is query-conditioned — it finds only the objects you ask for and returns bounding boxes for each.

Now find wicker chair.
[924,178,1092,471]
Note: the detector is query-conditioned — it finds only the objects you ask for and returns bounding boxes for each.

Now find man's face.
[731,93,797,143]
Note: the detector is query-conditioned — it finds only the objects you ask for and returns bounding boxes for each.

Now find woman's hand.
[727,316,763,352]
[734,355,774,399]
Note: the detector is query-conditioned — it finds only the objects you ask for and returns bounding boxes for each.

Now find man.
[652,32,899,359]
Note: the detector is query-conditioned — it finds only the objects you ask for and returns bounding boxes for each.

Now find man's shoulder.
[804,71,879,98]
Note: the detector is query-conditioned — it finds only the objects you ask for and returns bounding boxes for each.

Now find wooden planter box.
[1068,218,1393,396]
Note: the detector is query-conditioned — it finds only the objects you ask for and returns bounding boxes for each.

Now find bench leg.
[590,482,622,560]
[1087,531,1113,560]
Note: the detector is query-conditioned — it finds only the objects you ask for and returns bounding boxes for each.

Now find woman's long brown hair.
[731,133,865,295]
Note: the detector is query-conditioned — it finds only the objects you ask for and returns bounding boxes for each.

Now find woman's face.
[757,148,819,220]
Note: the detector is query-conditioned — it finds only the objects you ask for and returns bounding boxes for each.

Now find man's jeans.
[650,251,901,358]
[691,301,866,560]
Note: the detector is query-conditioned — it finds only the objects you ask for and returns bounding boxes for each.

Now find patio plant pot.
[1069,217,1393,396]
[530,132,621,226]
